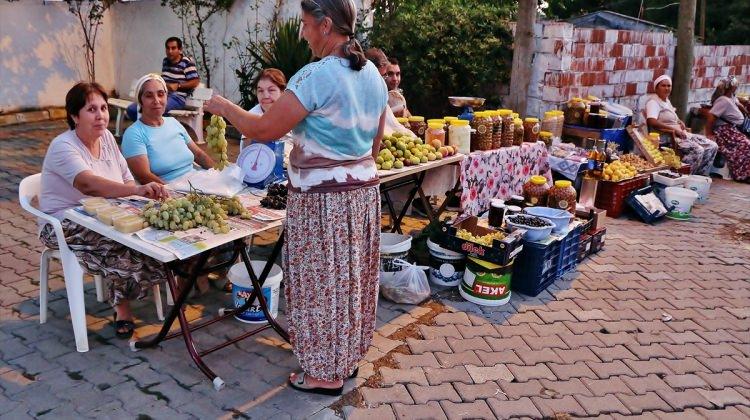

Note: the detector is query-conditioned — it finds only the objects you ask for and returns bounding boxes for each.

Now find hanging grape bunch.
[260,183,287,210]
[206,115,229,170]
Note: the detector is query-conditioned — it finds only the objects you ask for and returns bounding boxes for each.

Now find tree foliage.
[64,0,117,82]
[365,0,516,117]
[231,17,313,109]
[160,0,235,88]
[544,0,750,45]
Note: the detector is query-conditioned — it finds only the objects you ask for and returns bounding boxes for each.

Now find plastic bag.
[380,259,431,304]
[169,164,246,197]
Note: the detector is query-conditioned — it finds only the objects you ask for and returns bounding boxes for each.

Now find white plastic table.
[64,207,285,391]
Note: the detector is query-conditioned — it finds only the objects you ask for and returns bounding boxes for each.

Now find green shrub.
[366,0,516,117]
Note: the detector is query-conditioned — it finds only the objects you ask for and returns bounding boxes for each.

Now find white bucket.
[380,233,412,274]
[426,238,465,287]
[227,261,283,323]
[664,187,699,217]
[684,175,712,203]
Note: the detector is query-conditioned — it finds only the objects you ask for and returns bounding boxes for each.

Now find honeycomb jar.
[548,180,577,214]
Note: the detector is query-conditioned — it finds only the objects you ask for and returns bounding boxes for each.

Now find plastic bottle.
[450,119,471,155]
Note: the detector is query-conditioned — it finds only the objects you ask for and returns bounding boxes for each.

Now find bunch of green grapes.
[142,195,231,234]
[206,115,229,170]
[212,195,252,219]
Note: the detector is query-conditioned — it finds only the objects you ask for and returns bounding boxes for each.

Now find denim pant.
[126,92,186,121]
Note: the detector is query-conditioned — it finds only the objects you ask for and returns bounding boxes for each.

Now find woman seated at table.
[121,73,214,184]
[705,76,750,182]
[645,74,718,176]
[243,68,293,167]
[39,82,170,339]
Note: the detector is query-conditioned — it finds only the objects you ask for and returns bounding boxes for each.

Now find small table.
[378,154,464,233]
[64,206,285,391]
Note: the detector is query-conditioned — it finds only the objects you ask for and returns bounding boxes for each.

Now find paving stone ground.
[1,120,749,419]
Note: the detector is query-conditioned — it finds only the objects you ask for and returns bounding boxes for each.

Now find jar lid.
[491,199,505,208]
[427,119,445,124]
[524,117,539,123]
[539,131,553,138]
[396,117,408,123]
[571,97,583,102]
[408,116,425,122]
[587,95,600,101]
[510,194,524,201]
[513,118,523,125]
[554,180,573,188]
[544,111,556,117]
[428,122,444,129]
[506,205,522,212]
[530,175,547,185]
[649,132,660,138]
[450,119,470,126]
[497,109,513,116]
[443,116,458,121]
[511,112,519,119]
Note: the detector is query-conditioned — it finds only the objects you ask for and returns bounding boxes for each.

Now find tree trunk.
[508,0,536,116]
[672,0,697,119]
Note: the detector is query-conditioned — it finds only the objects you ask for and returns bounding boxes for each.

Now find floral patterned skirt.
[40,220,168,306]
[282,185,381,381]
[676,134,718,176]
[715,124,750,181]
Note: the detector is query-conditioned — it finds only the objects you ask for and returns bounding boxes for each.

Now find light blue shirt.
[286,56,388,192]
[121,117,194,182]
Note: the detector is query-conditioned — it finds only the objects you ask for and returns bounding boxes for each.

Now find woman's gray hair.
[301,0,367,71]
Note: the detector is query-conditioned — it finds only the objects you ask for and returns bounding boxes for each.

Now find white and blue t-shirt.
[286,56,388,192]
[121,117,195,182]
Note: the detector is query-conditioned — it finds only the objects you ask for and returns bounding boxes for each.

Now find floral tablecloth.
[460,142,552,215]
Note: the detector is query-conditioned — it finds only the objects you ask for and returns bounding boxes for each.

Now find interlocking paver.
[434,351,481,369]
[554,347,601,364]
[439,400,495,420]
[546,362,598,380]
[422,367,472,385]
[360,385,414,406]
[695,388,750,407]
[659,357,711,375]
[621,374,672,394]
[392,401,446,420]
[663,374,709,390]
[347,405,396,420]
[418,325,462,340]
[581,376,633,396]
[615,391,672,414]
[380,367,429,386]
[539,378,593,397]
[433,312,472,326]
[559,332,605,348]
[394,353,441,369]
[453,381,506,402]
[487,397,544,418]
[516,348,564,365]
[406,338,452,355]
[530,395,587,417]
[623,359,672,377]
[506,364,556,381]
[484,335,529,352]
[655,388,713,411]
[574,394,631,416]
[465,364,513,384]
[474,350,522,366]
[455,324,499,340]
[696,371,749,389]
[585,360,636,379]
[497,379,544,399]
[406,383,461,404]
[445,337,490,353]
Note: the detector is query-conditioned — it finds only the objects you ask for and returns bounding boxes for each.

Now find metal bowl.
[448,96,485,108]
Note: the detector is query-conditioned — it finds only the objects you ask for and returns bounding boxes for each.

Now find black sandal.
[112,312,135,339]
[288,372,343,396]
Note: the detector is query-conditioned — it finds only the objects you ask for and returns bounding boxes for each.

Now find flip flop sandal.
[288,372,343,396]
[349,367,358,379]
[112,312,135,339]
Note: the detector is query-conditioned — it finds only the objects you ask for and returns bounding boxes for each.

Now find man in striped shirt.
[126,37,200,121]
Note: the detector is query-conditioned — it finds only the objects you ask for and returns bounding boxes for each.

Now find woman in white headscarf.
[645,74,718,175]
[705,76,750,181]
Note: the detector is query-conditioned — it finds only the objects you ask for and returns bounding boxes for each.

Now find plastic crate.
[512,239,561,297]
[578,234,593,262]
[557,224,582,276]
[595,175,649,218]
[626,185,673,224]
[590,227,607,254]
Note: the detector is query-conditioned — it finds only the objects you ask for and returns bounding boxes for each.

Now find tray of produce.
[437,216,524,266]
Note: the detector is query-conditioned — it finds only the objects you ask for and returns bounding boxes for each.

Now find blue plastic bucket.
[227,261,283,323]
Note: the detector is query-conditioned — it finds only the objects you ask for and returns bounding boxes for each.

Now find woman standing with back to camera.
[205,0,387,395]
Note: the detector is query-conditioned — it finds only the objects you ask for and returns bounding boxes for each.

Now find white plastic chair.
[18,174,164,352]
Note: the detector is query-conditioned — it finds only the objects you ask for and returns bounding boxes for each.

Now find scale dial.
[237,142,276,184]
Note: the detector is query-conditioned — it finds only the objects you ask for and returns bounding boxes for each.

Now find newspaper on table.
[111,194,285,260]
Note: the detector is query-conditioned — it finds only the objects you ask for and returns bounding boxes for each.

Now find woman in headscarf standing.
[645,74,718,175]
[205,0,387,396]
[705,76,750,182]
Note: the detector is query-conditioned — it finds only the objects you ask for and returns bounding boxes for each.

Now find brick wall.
[522,21,750,118]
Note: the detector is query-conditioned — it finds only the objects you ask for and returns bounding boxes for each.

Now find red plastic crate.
[595,175,649,218]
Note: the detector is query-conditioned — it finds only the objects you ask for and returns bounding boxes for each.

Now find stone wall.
[524,21,750,118]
